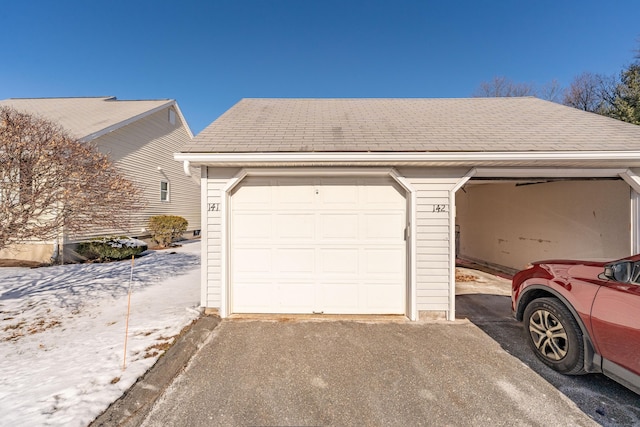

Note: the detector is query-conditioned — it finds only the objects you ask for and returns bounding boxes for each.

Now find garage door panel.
[275,249,315,274]
[364,213,405,239]
[233,214,272,240]
[232,184,272,206]
[365,284,405,310]
[320,283,359,312]
[234,282,316,313]
[320,214,359,239]
[234,248,272,273]
[364,248,405,274]
[278,283,315,312]
[233,282,276,311]
[363,184,405,208]
[275,184,315,207]
[318,184,359,208]
[320,282,404,313]
[276,213,315,239]
[319,248,359,274]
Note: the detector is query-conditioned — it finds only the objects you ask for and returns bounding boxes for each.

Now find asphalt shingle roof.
[185,98,640,153]
[0,97,172,141]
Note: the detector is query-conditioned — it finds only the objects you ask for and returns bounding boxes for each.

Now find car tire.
[523,297,586,375]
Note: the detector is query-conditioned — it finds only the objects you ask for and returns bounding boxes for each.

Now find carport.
[456,168,640,273]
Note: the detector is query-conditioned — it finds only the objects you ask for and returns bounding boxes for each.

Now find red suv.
[511,255,640,394]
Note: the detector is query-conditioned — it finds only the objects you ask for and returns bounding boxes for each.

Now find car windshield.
[633,261,640,284]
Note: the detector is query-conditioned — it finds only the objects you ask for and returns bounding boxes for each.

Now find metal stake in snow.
[123,255,135,371]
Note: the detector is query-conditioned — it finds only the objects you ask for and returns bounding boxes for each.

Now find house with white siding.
[175,97,640,321]
[0,97,201,262]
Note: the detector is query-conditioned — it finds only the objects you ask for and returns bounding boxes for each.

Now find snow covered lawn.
[0,240,202,426]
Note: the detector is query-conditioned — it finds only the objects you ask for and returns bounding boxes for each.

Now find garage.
[176,97,640,320]
[229,176,408,315]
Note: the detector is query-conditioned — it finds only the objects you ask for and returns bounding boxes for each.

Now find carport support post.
[633,191,640,254]
[620,169,640,254]
[448,170,475,321]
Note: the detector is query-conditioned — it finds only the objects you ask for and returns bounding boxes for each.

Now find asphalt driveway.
[93,268,639,427]
[136,318,597,427]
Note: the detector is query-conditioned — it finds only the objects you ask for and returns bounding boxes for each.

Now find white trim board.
[176,151,640,166]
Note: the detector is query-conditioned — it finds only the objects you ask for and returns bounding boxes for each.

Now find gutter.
[174,151,640,167]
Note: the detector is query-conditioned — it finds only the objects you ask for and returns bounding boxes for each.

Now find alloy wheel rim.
[528,309,568,361]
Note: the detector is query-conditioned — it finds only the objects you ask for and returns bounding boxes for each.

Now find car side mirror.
[605,262,632,283]
[603,266,614,280]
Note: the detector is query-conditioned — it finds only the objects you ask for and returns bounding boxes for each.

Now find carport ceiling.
[464,177,623,187]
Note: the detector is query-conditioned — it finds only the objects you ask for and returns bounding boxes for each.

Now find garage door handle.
[313,311,324,314]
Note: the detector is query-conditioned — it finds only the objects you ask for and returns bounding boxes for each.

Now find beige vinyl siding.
[73,107,200,239]
[399,168,470,313]
[202,167,469,315]
[204,168,240,309]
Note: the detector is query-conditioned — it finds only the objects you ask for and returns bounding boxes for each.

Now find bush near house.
[77,236,148,261]
[148,215,188,248]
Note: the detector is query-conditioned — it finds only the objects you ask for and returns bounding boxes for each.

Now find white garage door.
[230,176,407,314]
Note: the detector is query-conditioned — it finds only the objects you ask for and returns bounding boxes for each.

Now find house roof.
[0,96,193,141]
[185,97,640,153]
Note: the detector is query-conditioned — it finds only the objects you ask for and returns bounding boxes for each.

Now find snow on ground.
[0,240,202,427]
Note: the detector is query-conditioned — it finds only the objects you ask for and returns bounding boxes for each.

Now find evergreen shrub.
[77,236,148,261]
[147,215,188,248]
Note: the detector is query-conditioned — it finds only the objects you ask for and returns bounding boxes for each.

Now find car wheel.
[523,297,586,375]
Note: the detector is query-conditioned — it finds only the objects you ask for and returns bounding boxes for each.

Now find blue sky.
[1,1,639,134]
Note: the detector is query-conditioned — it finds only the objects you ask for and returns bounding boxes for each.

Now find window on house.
[168,109,176,125]
[160,181,169,201]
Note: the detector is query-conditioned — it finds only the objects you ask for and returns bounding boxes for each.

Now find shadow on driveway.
[455,292,640,427]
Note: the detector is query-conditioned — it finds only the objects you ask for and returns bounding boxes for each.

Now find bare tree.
[538,79,564,103]
[562,72,614,113]
[473,76,536,98]
[563,66,639,125]
[475,41,639,125]
[0,107,144,253]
